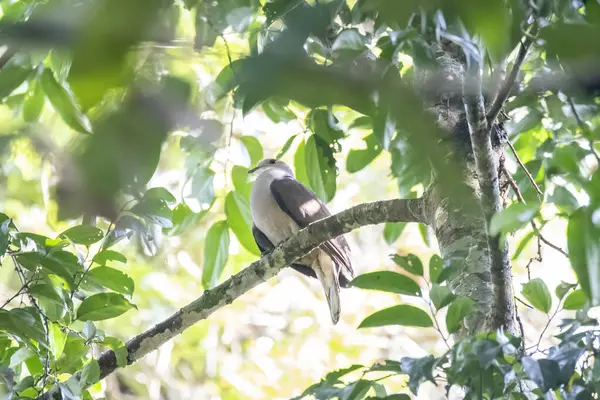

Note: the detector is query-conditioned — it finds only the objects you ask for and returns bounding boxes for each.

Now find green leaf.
[103,336,127,368]
[49,323,67,358]
[0,66,32,99]
[131,198,173,228]
[262,99,297,123]
[187,167,215,207]
[489,203,540,236]
[429,285,456,310]
[332,29,368,52]
[400,355,436,395]
[80,359,100,388]
[294,139,310,187]
[170,203,207,236]
[358,305,433,329]
[231,166,253,199]
[555,281,577,301]
[202,221,230,289]
[86,267,135,297]
[59,225,104,246]
[28,283,64,305]
[512,231,536,260]
[346,134,382,173]
[240,135,264,167]
[568,207,600,304]
[92,250,127,265]
[23,81,45,122]
[225,191,260,255]
[383,222,406,245]
[350,271,421,296]
[391,254,423,276]
[40,69,91,134]
[76,293,136,321]
[144,187,176,204]
[550,186,579,215]
[429,255,443,283]
[521,357,561,393]
[305,135,337,202]
[563,289,587,310]
[276,134,298,159]
[82,321,96,342]
[0,218,10,258]
[446,297,475,334]
[522,279,552,313]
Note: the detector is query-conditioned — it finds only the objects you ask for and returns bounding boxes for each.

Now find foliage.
[0,0,598,398]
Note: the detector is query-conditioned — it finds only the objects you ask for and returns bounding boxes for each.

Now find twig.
[515,296,533,310]
[507,141,543,197]
[503,166,568,259]
[426,300,451,349]
[487,24,537,126]
[566,96,600,163]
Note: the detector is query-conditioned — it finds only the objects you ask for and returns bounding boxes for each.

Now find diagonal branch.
[38,197,428,399]
[463,59,515,333]
[486,26,537,126]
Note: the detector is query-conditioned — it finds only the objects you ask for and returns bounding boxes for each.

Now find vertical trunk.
[416,42,517,336]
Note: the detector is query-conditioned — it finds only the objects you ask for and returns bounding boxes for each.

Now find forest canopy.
[0,0,600,399]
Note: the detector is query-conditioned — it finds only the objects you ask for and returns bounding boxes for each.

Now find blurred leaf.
[294,139,310,186]
[49,323,67,359]
[522,279,552,313]
[67,0,162,109]
[28,284,63,305]
[40,69,91,134]
[103,216,145,249]
[92,250,127,265]
[240,135,264,167]
[512,231,535,260]
[383,222,406,245]
[521,357,561,393]
[205,59,245,106]
[568,207,600,305]
[262,99,297,123]
[144,187,176,205]
[400,355,436,395]
[187,167,215,207]
[332,29,368,52]
[555,281,577,301]
[489,203,539,236]
[430,285,456,311]
[350,271,421,296]
[76,293,136,321]
[358,305,433,328]
[231,166,253,199]
[391,254,423,276]
[170,203,207,236]
[80,359,100,389]
[446,297,475,334]
[0,218,10,258]
[347,134,382,173]
[59,225,104,246]
[82,321,96,342]
[0,66,32,99]
[195,14,218,51]
[305,134,336,202]
[22,81,45,122]
[563,289,587,310]
[276,135,299,160]
[550,186,579,215]
[225,191,260,255]
[202,221,230,289]
[131,198,173,228]
[86,267,135,297]
[429,255,443,283]
[103,336,127,368]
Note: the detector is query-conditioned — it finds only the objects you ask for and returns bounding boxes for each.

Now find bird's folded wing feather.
[251,224,317,280]
[269,177,354,287]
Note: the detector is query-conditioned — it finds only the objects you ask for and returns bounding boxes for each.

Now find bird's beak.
[248,166,259,174]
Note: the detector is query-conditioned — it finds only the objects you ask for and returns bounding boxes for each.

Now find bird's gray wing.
[252,224,317,280]
[269,177,354,287]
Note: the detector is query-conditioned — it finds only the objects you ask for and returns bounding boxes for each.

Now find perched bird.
[248,158,354,324]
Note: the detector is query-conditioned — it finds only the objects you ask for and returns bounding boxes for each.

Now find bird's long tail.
[314,253,341,324]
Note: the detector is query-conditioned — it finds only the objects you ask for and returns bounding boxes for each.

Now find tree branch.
[463,60,515,332]
[486,26,536,126]
[38,198,428,399]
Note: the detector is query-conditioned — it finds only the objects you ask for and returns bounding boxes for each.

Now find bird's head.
[248,158,294,176]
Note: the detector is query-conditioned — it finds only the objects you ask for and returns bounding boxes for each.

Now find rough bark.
[38,198,428,399]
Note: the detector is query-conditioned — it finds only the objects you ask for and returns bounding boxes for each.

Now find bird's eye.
[269,159,276,164]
